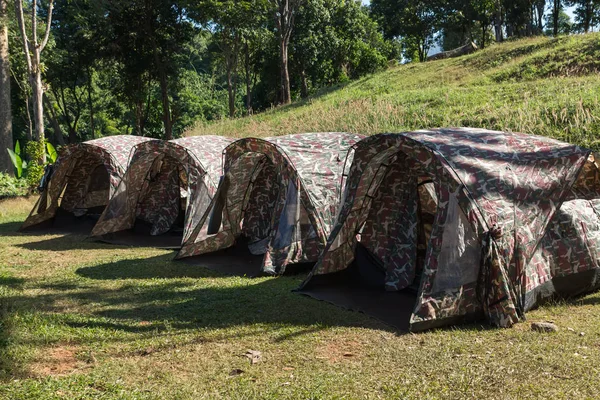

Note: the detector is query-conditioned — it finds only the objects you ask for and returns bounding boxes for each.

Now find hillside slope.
[190,34,600,149]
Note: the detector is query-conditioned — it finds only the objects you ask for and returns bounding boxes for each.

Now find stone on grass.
[531,322,559,333]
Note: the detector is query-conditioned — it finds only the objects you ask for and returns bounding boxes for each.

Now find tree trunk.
[481,21,486,49]
[418,38,426,62]
[227,65,235,118]
[274,0,299,105]
[135,100,144,136]
[494,1,503,42]
[584,0,592,33]
[536,1,544,33]
[553,0,560,36]
[300,69,308,98]
[31,64,45,146]
[244,43,252,114]
[24,96,32,140]
[87,68,95,138]
[0,0,13,175]
[56,87,77,143]
[15,0,54,164]
[153,49,172,140]
[43,95,65,145]
[157,66,172,140]
[279,37,291,104]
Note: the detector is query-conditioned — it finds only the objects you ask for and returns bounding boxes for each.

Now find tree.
[546,6,573,34]
[534,0,546,33]
[193,0,269,117]
[14,0,54,162]
[0,0,13,174]
[103,0,193,139]
[241,27,271,112]
[552,0,562,36]
[271,0,302,104]
[568,0,600,32]
[503,0,539,37]
[372,0,444,62]
[442,0,496,49]
[46,0,104,143]
[290,0,331,97]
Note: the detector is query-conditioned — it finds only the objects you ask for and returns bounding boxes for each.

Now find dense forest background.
[0,0,599,174]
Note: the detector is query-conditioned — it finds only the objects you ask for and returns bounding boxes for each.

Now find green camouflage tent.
[299,128,600,331]
[176,132,364,275]
[91,136,232,248]
[21,135,151,232]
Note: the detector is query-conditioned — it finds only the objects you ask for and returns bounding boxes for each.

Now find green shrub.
[0,173,29,199]
[24,141,45,189]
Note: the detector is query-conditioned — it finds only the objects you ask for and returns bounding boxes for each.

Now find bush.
[0,173,29,199]
[24,141,45,189]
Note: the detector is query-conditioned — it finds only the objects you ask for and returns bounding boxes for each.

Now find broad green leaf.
[7,149,23,178]
[15,140,21,156]
[46,142,58,163]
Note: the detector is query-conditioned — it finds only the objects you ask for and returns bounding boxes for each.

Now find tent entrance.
[239,157,280,255]
[300,153,439,330]
[356,155,438,294]
[186,152,314,276]
[47,154,110,233]
[236,154,316,273]
[100,155,187,249]
[127,155,187,247]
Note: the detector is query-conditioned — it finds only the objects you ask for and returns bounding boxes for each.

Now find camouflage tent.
[91,136,232,248]
[176,132,365,274]
[299,128,600,331]
[21,135,151,232]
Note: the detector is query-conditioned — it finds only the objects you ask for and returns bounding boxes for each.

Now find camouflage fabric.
[177,132,365,274]
[359,155,422,291]
[301,128,598,331]
[21,135,151,230]
[91,136,232,243]
[135,156,182,235]
[526,198,600,303]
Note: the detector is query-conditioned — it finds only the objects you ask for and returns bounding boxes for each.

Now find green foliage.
[545,8,574,35]
[568,0,600,33]
[24,141,45,189]
[0,172,29,198]
[371,0,445,61]
[6,141,27,178]
[8,0,600,143]
[45,142,57,163]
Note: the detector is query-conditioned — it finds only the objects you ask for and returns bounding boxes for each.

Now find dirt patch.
[30,345,87,377]
[316,339,363,364]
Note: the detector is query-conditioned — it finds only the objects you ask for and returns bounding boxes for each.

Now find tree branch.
[31,0,37,47]
[40,0,54,52]
[14,0,32,74]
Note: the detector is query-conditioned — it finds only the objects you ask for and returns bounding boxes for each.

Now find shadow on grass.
[568,294,600,307]
[16,235,122,252]
[0,221,28,237]
[7,257,392,336]
[76,255,227,280]
[0,275,27,380]
[0,274,25,289]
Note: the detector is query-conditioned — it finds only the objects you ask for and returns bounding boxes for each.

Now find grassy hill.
[190,33,600,150]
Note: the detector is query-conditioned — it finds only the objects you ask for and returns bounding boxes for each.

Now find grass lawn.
[0,197,599,399]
